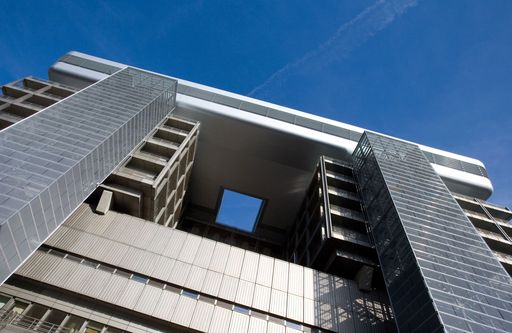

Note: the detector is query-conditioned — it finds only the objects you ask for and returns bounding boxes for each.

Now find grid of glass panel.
[352,132,512,333]
[0,67,177,283]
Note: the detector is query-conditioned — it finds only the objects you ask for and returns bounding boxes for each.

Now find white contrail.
[248,0,420,97]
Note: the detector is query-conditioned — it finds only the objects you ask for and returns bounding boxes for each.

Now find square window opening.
[216,189,264,233]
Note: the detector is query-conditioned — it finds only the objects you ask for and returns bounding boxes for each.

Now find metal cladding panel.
[185,266,207,291]
[248,316,268,333]
[208,306,233,333]
[303,267,315,300]
[101,274,129,304]
[267,322,286,333]
[168,261,192,286]
[152,289,180,321]
[192,238,216,268]
[303,298,316,326]
[269,289,287,317]
[147,230,171,254]
[103,216,127,240]
[120,247,144,272]
[0,68,177,283]
[82,269,112,299]
[102,241,129,266]
[256,255,274,287]
[286,293,303,322]
[201,270,223,296]
[272,259,289,292]
[72,233,99,255]
[163,229,187,258]
[285,327,302,333]
[240,251,259,283]
[218,274,239,302]
[136,251,158,275]
[44,225,67,247]
[228,312,250,333]
[132,223,159,249]
[189,299,215,332]
[208,242,230,273]
[64,263,95,293]
[252,284,271,312]
[134,284,163,315]
[235,279,255,307]
[117,217,141,245]
[119,279,146,309]
[224,247,245,278]
[86,237,112,262]
[317,301,337,331]
[46,258,79,286]
[287,263,303,297]
[171,295,197,327]
[152,256,176,281]
[314,271,336,306]
[333,277,355,333]
[178,233,202,263]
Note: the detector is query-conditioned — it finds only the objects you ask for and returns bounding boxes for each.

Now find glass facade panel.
[0,67,177,283]
[352,132,512,333]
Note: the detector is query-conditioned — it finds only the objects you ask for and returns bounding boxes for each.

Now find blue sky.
[1,0,511,207]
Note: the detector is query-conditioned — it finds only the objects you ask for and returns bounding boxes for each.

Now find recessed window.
[216,189,263,233]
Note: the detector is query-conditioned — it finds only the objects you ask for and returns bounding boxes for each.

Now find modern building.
[0,51,511,333]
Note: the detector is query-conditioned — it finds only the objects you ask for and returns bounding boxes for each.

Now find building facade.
[0,51,511,333]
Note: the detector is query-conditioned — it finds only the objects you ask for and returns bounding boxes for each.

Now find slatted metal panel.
[269,289,287,317]
[134,284,163,315]
[208,242,230,273]
[228,312,250,333]
[256,255,274,287]
[252,284,271,312]
[235,280,255,307]
[224,247,245,278]
[240,251,259,283]
[208,306,232,333]
[185,266,207,291]
[201,270,223,296]
[178,233,202,263]
[190,299,215,332]
[193,238,216,268]
[152,288,180,321]
[218,275,239,302]
[248,316,267,333]
[172,295,197,327]
[272,259,289,292]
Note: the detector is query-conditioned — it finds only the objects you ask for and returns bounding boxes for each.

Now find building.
[0,51,511,333]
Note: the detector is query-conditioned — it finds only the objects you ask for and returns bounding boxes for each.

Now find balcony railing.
[0,310,72,333]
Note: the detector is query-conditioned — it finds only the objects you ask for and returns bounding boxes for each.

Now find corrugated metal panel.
[252,284,271,312]
[168,260,191,286]
[64,264,96,293]
[117,279,145,309]
[272,259,289,292]
[178,233,202,263]
[314,271,335,306]
[185,265,207,291]
[218,275,239,302]
[102,215,127,240]
[285,327,302,333]
[201,270,223,297]
[22,252,60,281]
[248,316,267,333]
[208,242,230,273]
[192,238,216,268]
[100,274,129,304]
[267,322,286,333]
[269,289,287,317]
[208,306,232,333]
[317,301,336,331]
[83,207,114,235]
[134,284,163,315]
[303,298,316,326]
[120,246,144,272]
[81,269,112,299]
[240,250,259,283]
[256,255,274,287]
[44,225,67,247]
[171,295,197,327]
[189,299,215,332]
[63,204,88,228]
[45,259,80,286]
[286,293,303,322]
[224,247,245,278]
[152,288,180,321]
[147,230,171,254]
[117,216,142,245]
[86,237,112,262]
[333,277,355,333]
[71,233,98,256]
[152,256,176,281]
[288,263,303,297]
[136,250,158,275]
[235,279,255,307]
[303,267,315,300]
[102,241,129,266]
[132,222,159,249]
[163,229,187,258]
[228,311,250,333]
[53,228,82,251]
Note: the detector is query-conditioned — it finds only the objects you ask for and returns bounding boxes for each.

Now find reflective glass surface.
[0,68,177,283]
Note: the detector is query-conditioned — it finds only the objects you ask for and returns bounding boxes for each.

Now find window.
[216,189,264,233]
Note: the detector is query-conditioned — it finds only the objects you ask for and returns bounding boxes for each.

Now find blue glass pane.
[216,190,263,232]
